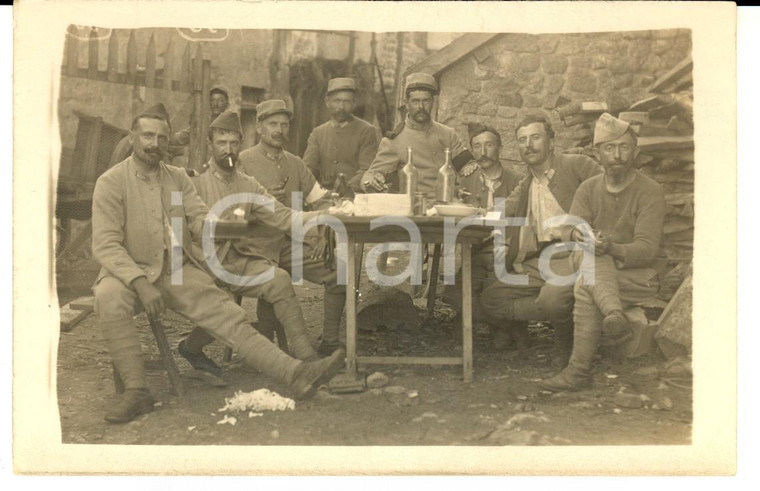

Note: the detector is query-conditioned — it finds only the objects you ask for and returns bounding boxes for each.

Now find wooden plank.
[145,33,156,88]
[126,30,137,84]
[56,220,92,260]
[637,135,694,151]
[426,244,441,320]
[201,57,211,164]
[649,55,693,94]
[60,307,89,332]
[66,26,79,77]
[87,28,99,79]
[357,356,463,366]
[147,316,184,396]
[163,36,174,90]
[107,29,119,82]
[346,238,358,374]
[461,241,473,382]
[69,296,95,312]
[180,42,192,92]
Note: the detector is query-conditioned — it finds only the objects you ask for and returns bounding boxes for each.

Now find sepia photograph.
[13,0,736,476]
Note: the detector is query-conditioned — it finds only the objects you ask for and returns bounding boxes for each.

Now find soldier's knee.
[262,268,298,303]
[536,285,574,317]
[93,277,135,320]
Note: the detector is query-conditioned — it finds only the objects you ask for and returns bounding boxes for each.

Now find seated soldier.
[537,113,666,391]
[479,114,600,367]
[92,104,345,424]
[441,124,524,349]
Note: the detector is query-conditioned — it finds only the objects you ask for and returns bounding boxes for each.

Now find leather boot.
[602,310,633,346]
[321,284,345,348]
[536,366,591,392]
[105,388,155,423]
[551,322,574,369]
[259,298,317,361]
[490,324,513,351]
[290,348,346,399]
[511,321,531,350]
[100,318,148,390]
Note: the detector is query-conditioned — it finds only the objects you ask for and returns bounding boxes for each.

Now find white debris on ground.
[248,412,264,418]
[218,389,296,413]
[216,415,237,426]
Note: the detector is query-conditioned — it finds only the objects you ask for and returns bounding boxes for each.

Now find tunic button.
[334,160,339,165]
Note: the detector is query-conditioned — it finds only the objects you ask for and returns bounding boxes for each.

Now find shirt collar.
[405,114,432,132]
[130,156,162,182]
[529,155,556,182]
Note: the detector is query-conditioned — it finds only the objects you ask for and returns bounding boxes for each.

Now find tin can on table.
[413,192,428,216]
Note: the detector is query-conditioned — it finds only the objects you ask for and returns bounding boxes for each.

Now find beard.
[411,109,430,123]
[217,155,237,169]
[478,156,497,169]
[606,163,629,183]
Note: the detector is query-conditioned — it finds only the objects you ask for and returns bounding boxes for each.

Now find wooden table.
[338,216,492,383]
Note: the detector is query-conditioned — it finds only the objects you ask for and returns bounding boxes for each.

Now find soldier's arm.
[302,130,321,180]
[91,173,146,285]
[178,170,211,241]
[609,185,666,268]
[349,125,381,191]
[245,176,324,232]
[360,137,400,191]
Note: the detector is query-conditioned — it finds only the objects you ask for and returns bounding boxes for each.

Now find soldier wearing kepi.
[360,72,475,195]
[537,113,666,391]
[180,110,352,370]
[92,104,346,424]
[238,100,347,357]
[303,77,379,193]
[479,114,601,366]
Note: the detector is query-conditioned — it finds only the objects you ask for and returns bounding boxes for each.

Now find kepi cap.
[256,99,293,121]
[210,84,229,97]
[210,110,242,136]
[593,112,632,146]
[405,72,438,95]
[327,77,356,95]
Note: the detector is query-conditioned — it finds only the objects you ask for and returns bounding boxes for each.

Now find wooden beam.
[87,28,99,79]
[126,30,137,84]
[66,26,79,77]
[180,42,192,92]
[107,29,119,82]
[163,36,174,90]
[649,55,693,94]
[145,33,156,88]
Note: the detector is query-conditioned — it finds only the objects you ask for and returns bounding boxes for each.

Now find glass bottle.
[399,147,418,195]
[435,147,456,204]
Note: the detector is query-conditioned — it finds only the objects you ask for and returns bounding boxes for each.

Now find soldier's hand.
[594,232,612,256]
[269,187,287,203]
[133,277,165,320]
[363,173,386,192]
[328,200,354,216]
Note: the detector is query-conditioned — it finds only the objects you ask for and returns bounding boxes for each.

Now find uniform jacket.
[91,157,208,286]
[502,153,601,270]
[458,163,524,209]
[302,115,379,192]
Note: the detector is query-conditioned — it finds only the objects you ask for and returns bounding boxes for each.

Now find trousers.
[569,254,659,374]
[257,238,346,345]
[185,247,318,360]
[94,261,301,390]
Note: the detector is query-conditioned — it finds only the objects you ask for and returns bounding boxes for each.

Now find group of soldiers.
[90,71,665,423]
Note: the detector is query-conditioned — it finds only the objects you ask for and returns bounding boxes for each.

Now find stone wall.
[436,29,692,166]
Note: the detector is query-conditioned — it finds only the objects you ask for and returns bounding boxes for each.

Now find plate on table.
[435,204,480,217]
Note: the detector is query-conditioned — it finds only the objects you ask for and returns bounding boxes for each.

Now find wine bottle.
[435,147,456,203]
[400,147,418,195]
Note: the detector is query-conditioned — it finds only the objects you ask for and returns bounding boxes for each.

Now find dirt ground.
[56,257,692,447]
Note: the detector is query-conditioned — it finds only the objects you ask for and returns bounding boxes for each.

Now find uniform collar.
[257,144,284,162]
[329,115,354,128]
[210,160,237,183]
[529,154,556,181]
[130,156,162,181]
[405,114,432,132]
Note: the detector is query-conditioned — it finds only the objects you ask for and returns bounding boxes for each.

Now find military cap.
[138,102,171,124]
[256,99,293,121]
[210,110,242,135]
[593,112,632,146]
[209,84,229,97]
[326,77,357,95]
[405,72,438,95]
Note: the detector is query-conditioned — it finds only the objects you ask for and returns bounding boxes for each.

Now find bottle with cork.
[399,147,418,195]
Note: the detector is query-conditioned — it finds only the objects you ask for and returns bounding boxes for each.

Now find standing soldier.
[238,100,347,357]
[303,78,379,193]
[360,72,474,195]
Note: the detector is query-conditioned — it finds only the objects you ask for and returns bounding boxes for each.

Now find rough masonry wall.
[437,29,692,166]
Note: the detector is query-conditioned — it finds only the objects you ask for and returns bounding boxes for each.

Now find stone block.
[556,36,584,55]
[473,45,492,63]
[596,39,620,55]
[628,39,652,59]
[592,55,608,70]
[523,75,544,95]
[622,30,652,40]
[543,55,569,75]
[478,103,498,116]
[570,56,592,70]
[609,58,635,75]
[652,39,674,56]
[523,95,543,108]
[474,63,495,81]
[545,75,565,94]
[567,70,597,94]
[539,36,559,54]
[662,51,689,72]
[543,94,561,110]
[497,106,518,119]
[652,29,680,39]
[496,92,523,108]
[518,53,541,73]
[462,103,479,115]
[503,33,540,52]
[640,74,656,87]
[613,73,634,89]
[484,75,521,95]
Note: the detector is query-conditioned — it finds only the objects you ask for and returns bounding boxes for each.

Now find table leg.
[461,242,473,383]
[346,238,358,375]
[426,243,442,320]
[355,242,364,301]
